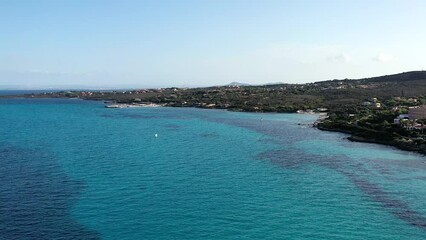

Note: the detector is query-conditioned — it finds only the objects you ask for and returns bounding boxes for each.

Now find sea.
[0,90,58,96]
[0,98,425,240]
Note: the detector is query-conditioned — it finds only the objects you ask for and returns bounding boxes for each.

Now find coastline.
[104,103,163,108]
[3,95,426,156]
[316,123,426,156]
[106,100,425,156]
[3,95,426,238]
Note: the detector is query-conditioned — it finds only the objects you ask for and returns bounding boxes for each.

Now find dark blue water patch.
[256,137,281,145]
[0,145,100,239]
[381,158,426,170]
[257,148,426,230]
[211,117,314,144]
[163,124,182,131]
[212,115,426,230]
[100,112,162,119]
[0,98,93,106]
[199,132,219,138]
[345,172,426,229]
[100,110,180,120]
[100,108,197,121]
[257,148,371,173]
[396,176,426,181]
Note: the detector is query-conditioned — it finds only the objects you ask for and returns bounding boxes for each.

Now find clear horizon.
[0,70,424,91]
[1,0,426,89]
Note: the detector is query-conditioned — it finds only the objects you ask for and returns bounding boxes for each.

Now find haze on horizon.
[1,0,426,90]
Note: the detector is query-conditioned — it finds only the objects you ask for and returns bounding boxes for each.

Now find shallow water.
[0,98,425,239]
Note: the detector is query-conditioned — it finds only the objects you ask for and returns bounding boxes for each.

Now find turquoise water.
[0,98,425,239]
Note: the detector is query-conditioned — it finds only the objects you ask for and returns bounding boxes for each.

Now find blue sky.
[1,0,426,89]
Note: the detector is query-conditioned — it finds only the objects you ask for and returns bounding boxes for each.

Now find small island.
[6,70,426,155]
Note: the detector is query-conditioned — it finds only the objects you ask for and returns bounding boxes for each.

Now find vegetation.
[6,70,426,154]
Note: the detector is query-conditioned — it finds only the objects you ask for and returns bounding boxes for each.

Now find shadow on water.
[99,108,195,121]
[214,116,426,230]
[163,124,182,131]
[80,106,426,230]
[199,132,219,138]
[100,113,161,119]
[0,144,101,239]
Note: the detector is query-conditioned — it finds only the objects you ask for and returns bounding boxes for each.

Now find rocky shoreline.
[316,124,426,156]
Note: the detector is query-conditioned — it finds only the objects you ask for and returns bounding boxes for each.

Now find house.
[408,105,426,120]
[316,108,328,112]
[393,114,409,124]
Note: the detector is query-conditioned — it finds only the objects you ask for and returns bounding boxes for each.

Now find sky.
[1,0,426,89]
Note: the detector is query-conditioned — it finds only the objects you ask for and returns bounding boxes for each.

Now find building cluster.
[394,105,426,130]
[362,97,382,108]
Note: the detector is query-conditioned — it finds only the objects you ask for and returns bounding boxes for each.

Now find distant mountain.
[320,71,426,84]
[264,81,285,85]
[227,82,251,87]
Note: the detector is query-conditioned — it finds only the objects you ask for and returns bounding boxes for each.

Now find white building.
[394,114,409,124]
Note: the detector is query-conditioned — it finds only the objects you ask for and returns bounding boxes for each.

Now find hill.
[226,82,251,87]
[6,70,426,154]
[6,71,426,112]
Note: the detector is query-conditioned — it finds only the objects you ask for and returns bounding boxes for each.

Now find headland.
[4,71,426,155]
